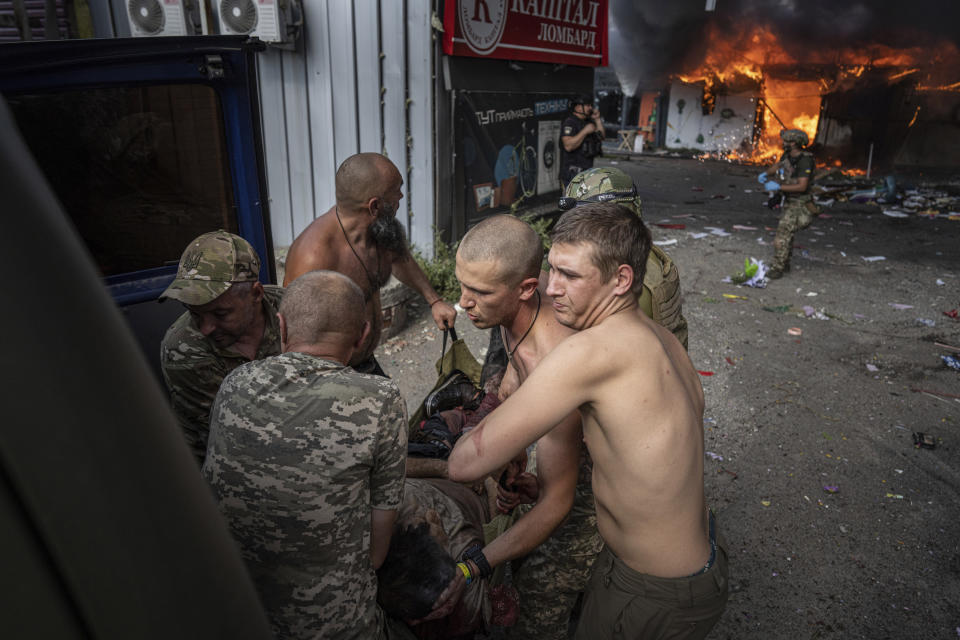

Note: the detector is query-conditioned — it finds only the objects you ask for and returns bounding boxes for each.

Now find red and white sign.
[443,0,608,68]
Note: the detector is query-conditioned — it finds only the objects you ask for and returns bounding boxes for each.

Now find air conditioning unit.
[216,0,301,45]
[127,0,202,37]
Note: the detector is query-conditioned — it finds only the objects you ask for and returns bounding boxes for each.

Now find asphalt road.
[376,155,960,639]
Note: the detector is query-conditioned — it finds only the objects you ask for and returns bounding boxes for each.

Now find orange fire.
[672,24,960,165]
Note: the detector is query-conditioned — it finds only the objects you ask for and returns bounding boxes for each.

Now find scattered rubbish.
[703,417,717,427]
[943,355,960,371]
[732,224,758,230]
[711,194,730,200]
[866,364,879,372]
[689,232,709,239]
[916,318,936,327]
[913,432,936,449]
[936,279,946,286]
[862,256,886,262]
[787,327,803,336]
[705,226,731,236]
[654,223,686,229]
[894,469,903,474]
[763,305,791,313]
[698,370,715,376]
[889,303,914,310]
[944,309,959,319]
[803,306,815,317]
[911,387,960,405]
[705,451,724,461]
[805,292,818,297]
[761,500,771,507]
[718,467,738,479]
[935,341,960,353]
[744,189,753,193]
[703,297,721,303]
[654,238,678,246]
[882,209,910,218]
[823,485,839,494]
[725,357,736,366]
[886,493,905,499]
[839,525,847,533]
[691,186,704,191]
[722,294,748,300]
[729,257,767,288]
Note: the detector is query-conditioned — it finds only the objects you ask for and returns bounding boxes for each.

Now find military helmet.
[780,128,809,147]
[558,167,642,217]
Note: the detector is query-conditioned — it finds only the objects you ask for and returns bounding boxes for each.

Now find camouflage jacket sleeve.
[160,340,226,462]
[370,387,408,510]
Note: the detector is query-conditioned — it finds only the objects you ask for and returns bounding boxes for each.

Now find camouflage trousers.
[508,463,604,640]
[772,196,816,271]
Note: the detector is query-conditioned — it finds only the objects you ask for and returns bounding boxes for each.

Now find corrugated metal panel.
[257,0,436,256]
[0,0,69,42]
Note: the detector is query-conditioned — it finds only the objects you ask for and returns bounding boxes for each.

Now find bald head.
[335,152,399,210]
[458,215,543,285]
[279,270,366,348]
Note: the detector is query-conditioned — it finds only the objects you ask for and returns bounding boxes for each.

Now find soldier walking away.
[559,94,605,188]
[758,129,819,279]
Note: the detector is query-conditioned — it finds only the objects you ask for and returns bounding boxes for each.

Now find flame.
[670,24,960,166]
[908,106,921,127]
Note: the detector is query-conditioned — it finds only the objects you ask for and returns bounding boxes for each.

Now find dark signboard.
[457,91,569,225]
[443,0,608,68]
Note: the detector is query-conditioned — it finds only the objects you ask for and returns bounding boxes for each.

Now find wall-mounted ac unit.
[216,0,301,45]
[126,0,202,37]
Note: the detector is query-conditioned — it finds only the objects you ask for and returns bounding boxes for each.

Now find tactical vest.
[641,245,688,350]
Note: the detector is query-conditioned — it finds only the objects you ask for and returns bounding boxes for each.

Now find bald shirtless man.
[449,203,728,639]
[284,153,456,375]
[454,215,598,640]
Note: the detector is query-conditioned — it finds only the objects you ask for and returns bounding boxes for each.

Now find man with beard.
[284,153,456,375]
[160,230,283,465]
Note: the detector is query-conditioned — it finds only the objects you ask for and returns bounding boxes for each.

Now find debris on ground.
[912,432,937,449]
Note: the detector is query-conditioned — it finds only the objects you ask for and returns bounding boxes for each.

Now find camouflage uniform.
[160,286,282,463]
[771,150,817,273]
[159,230,282,464]
[562,168,688,349]
[203,351,408,640]
[508,447,604,640]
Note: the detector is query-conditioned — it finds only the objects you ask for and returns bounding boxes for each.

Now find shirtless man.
[284,152,456,375]
[449,203,728,639]
[453,215,593,639]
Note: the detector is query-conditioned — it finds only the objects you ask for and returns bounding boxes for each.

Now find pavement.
[375,154,960,639]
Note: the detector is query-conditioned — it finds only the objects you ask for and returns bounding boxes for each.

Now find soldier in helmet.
[559,167,688,349]
[559,93,605,187]
[757,129,819,279]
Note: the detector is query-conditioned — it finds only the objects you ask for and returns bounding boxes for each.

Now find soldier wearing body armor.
[559,167,688,349]
[559,94,605,187]
[758,129,819,279]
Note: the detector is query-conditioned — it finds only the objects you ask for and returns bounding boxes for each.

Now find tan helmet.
[558,167,643,218]
[780,128,809,147]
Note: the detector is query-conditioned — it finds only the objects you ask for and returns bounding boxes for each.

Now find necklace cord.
[506,290,541,360]
[335,206,381,296]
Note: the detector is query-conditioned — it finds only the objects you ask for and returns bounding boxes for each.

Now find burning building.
[610,0,960,171]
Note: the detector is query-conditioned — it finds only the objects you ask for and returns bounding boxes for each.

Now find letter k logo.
[471,0,492,23]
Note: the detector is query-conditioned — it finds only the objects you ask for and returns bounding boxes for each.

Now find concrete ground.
[375,155,960,639]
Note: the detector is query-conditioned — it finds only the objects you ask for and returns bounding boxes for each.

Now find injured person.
[378,478,503,639]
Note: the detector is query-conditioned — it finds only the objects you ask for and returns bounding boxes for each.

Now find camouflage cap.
[160,230,261,306]
[780,128,809,146]
[559,167,642,217]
